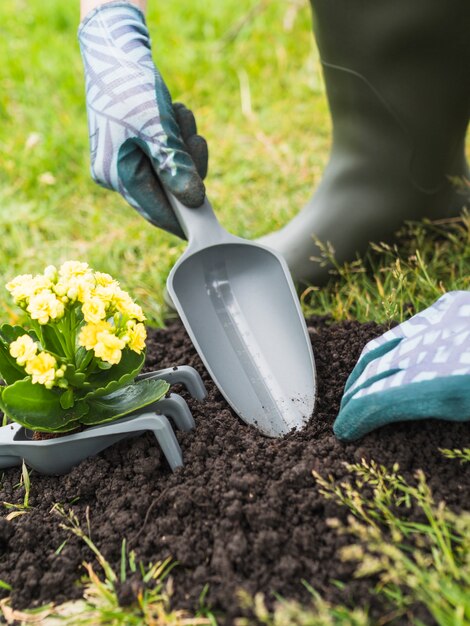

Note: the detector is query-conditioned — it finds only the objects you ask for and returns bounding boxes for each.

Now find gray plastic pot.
[0,366,206,475]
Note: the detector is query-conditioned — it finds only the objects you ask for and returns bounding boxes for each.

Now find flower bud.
[54,283,67,297]
[44,265,58,281]
[67,287,78,301]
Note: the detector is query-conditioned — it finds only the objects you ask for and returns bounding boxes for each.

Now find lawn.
[0,0,331,327]
[0,1,469,625]
[2,0,467,327]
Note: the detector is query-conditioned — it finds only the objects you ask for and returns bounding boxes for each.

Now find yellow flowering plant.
[0,262,169,433]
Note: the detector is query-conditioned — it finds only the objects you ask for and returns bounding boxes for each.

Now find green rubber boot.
[260,0,470,284]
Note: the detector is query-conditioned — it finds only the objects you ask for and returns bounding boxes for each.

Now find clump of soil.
[0,318,468,624]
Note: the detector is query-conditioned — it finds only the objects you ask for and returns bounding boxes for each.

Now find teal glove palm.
[334,291,470,441]
[78,2,207,237]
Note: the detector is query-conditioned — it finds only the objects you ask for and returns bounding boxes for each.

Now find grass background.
[0,0,468,328]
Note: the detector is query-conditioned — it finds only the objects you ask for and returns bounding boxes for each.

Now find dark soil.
[32,428,82,441]
[0,317,468,624]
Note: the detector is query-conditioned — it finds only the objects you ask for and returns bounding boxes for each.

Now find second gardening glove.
[78,1,208,238]
[334,291,470,441]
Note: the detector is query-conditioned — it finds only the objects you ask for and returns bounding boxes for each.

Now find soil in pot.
[0,317,468,625]
[32,428,83,441]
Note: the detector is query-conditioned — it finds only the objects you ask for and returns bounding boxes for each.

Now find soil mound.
[0,318,468,624]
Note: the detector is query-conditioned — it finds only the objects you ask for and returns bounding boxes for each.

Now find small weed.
[198,584,220,626]
[440,448,470,464]
[3,461,32,520]
[41,504,214,625]
[238,456,469,626]
[313,458,470,625]
[236,588,371,625]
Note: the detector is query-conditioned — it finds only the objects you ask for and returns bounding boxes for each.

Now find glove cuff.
[78,1,146,35]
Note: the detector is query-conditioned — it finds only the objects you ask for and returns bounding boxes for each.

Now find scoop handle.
[168,194,229,249]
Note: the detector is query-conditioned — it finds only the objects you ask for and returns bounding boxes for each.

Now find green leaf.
[64,365,87,387]
[75,346,92,370]
[39,323,66,356]
[0,324,37,344]
[60,388,75,410]
[79,350,145,401]
[97,360,112,370]
[82,379,169,426]
[2,379,89,432]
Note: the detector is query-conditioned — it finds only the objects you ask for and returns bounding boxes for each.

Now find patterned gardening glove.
[78,2,208,238]
[334,291,470,441]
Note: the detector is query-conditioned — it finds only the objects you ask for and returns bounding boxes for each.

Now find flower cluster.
[6,261,147,369]
[9,335,66,389]
[0,262,170,435]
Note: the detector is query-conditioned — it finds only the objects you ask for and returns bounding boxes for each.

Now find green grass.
[302,214,470,324]
[0,0,327,326]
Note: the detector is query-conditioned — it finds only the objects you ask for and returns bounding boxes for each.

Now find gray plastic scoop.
[166,194,316,437]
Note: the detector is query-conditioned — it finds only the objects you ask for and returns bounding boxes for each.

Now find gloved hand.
[334,291,470,441]
[78,1,208,238]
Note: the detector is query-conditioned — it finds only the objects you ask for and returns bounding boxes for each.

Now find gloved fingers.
[185,134,209,179]
[139,79,206,208]
[118,138,185,238]
[334,374,470,441]
[155,153,206,208]
[173,102,197,139]
[343,337,403,396]
[172,102,209,180]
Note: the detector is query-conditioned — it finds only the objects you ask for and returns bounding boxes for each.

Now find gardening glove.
[334,291,470,441]
[78,1,208,238]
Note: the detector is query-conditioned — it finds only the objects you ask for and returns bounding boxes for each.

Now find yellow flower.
[25,352,58,388]
[82,296,107,324]
[30,274,53,294]
[9,334,37,366]
[94,272,118,288]
[78,321,112,351]
[127,301,145,322]
[56,262,95,303]
[27,291,65,325]
[112,288,132,314]
[52,281,67,297]
[59,261,90,280]
[113,288,145,321]
[6,274,34,303]
[93,284,116,307]
[126,322,147,353]
[67,275,96,303]
[93,330,126,365]
[7,272,57,306]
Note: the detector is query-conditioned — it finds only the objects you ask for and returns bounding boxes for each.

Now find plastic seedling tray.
[0,366,206,474]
